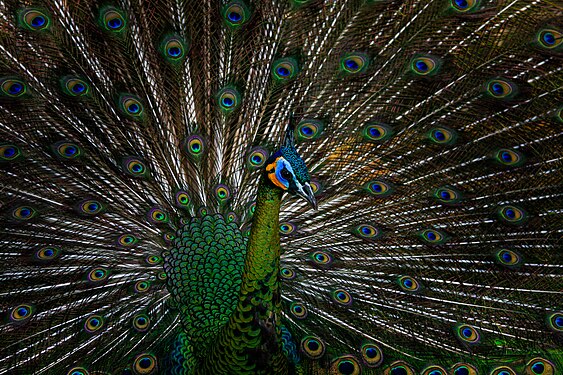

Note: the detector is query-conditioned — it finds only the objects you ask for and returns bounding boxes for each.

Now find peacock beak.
[297,182,317,210]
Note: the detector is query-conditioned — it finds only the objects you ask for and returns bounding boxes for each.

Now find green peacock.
[0,0,562,374]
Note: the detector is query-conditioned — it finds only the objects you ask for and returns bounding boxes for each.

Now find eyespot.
[450,0,479,12]
[452,364,478,375]
[61,77,89,97]
[332,289,352,306]
[118,234,138,247]
[246,147,269,168]
[310,180,322,195]
[421,365,447,375]
[494,148,523,166]
[297,119,323,141]
[289,302,307,319]
[341,53,369,74]
[99,6,126,32]
[122,157,149,178]
[361,343,383,367]
[146,255,162,265]
[12,206,37,221]
[455,324,480,344]
[301,336,325,359]
[247,201,256,217]
[487,78,516,99]
[420,229,446,244]
[213,184,231,203]
[217,87,240,112]
[354,224,381,239]
[11,304,33,321]
[19,9,50,31]
[198,207,208,217]
[157,272,167,281]
[132,314,150,332]
[498,205,526,224]
[226,212,237,223]
[175,191,191,208]
[88,268,109,282]
[363,123,394,142]
[135,280,150,293]
[0,144,22,162]
[364,179,393,197]
[383,361,415,375]
[147,208,168,224]
[78,199,104,216]
[537,28,561,49]
[183,135,205,160]
[490,366,516,375]
[222,1,251,27]
[161,35,187,61]
[52,141,82,160]
[84,315,104,333]
[428,127,456,144]
[133,353,157,374]
[272,57,299,81]
[434,186,461,203]
[495,249,522,268]
[331,356,361,375]
[279,222,295,234]
[280,268,296,280]
[119,95,144,118]
[36,246,61,260]
[411,56,439,75]
[311,251,333,266]
[398,276,420,292]
[525,357,555,375]
[547,312,563,333]
[67,367,89,375]
[0,78,27,97]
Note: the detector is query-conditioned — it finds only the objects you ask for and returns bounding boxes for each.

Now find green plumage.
[0,0,562,374]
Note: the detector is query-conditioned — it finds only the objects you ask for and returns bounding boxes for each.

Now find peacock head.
[265,115,317,209]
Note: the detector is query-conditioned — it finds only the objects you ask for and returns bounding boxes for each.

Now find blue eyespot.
[222,1,250,27]
[168,46,181,57]
[99,7,126,32]
[276,66,290,76]
[486,78,516,99]
[4,147,15,157]
[340,53,368,74]
[415,60,428,71]
[108,18,122,29]
[537,29,562,49]
[228,12,242,22]
[345,59,359,71]
[9,82,23,95]
[19,9,51,31]
[455,0,468,8]
[1,78,27,97]
[543,32,555,45]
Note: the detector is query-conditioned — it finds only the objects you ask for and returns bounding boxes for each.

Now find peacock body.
[0,0,562,374]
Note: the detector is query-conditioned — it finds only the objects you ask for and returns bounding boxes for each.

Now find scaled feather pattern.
[0,0,562,374]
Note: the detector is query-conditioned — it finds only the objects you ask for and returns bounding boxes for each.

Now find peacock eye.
[1,78,27,97]
[19,9,50,31]
[361,343,383,367]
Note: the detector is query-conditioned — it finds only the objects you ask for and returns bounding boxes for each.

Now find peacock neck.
[202,175,288,374]
[244,174,283,283]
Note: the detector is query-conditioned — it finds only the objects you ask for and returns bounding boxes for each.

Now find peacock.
[0,0,562,373]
